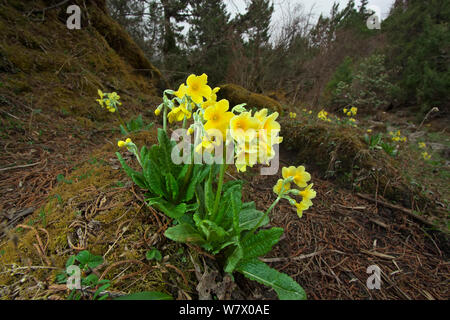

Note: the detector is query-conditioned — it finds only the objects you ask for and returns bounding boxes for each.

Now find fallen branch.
[356,193,441,231]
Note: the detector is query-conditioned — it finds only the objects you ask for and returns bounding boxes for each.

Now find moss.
[0,130,196,299]
[281,118,433,210]
[217,84,283,113]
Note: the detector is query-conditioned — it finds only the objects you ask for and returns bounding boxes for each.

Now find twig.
[356,193,441,231]
[260,250,324,262]
[0,161,41,172]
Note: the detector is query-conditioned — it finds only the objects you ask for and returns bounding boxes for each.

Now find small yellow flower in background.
[317,110,329,121]
[422,151,431,160]
[302,108,307,112]
[389,130,407,143]
[167,104,191,123]
[343,108,348,113]
[418,142,426,149]
[282,165,311,188]
[186,73,212,104]
[308,110,312,114]
[118,138,132,148]
[289,112,297,119]
[155,108,161,116]
[367,129,372,133]
[349,118,356,123]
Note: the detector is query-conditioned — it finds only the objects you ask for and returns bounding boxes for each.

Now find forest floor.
[0,104,448,300]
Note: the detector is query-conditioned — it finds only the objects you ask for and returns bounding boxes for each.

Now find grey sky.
[226,0,395,24]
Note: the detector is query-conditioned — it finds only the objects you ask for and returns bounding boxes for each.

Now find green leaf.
[165,173,179,201]
[237,259,307,300]
[65,255,75,268]
[224,245,243,273]
[146,197,186,219]
[204,170,215,215]
[114,291,173,300]
[165,224,206,245]
[230,187,242,234]
[116,152,143,180]
[239,208,269,230]
[146,248,162,261]
[144,156,164,196]
[240,228,283,261]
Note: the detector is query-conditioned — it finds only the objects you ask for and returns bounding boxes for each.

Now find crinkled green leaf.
[115,291,173,300]
[165,224,206,245]
[237,259,306,300]
[240,228,283,261]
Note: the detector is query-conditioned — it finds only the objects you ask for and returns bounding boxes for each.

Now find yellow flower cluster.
[418,142,426,149]
[343,107,357,117]
[389,130,407,142]
[97,90,121,113]
[164,74,219,123]
[317,110,331,122]
[273,166,316,218]
[289,112,297,119]
[231,109,282,172]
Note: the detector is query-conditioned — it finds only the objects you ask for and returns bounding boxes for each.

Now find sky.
[226,0,395,27]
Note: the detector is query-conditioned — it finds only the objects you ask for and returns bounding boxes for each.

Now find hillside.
[0,0,448,301]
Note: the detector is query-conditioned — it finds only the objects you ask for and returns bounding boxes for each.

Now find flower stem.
[212,153,227,218]
[163,105,167,132]
[117,112,128,134]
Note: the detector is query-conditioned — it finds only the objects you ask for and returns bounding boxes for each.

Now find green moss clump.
[281,118,433,210]
[217,84,282,113]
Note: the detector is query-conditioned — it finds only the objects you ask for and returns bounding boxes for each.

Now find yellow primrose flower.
[367,129,372,133]
[418,142,426,149]
[282,165,311,188]
[343,108,348,113]
[195,133,222,154]
[175,83,188,99]
[155,108,161,116]
[235,148,258,172]
[258,110,281,133]
[187,127,194,135]
[299,183,316,206]
[294,200,310,218]
[289,112,297,119]
[230,112,261,141]
[350,107,357,115]
[204,99,234,137]
[349,118,356,123]
[118,138,132,148]
[308,110,312,114]
[254,109,268,122]
[186,73,212,104]
[302,108,307,112]
[273,179,291,195]
[201,87,220,109]
[317,110,329,121]
[167,105,191,123]
[97,89,104,98]
[422,151,431,160]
